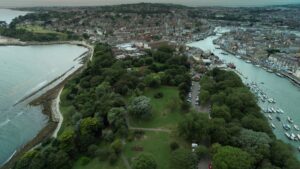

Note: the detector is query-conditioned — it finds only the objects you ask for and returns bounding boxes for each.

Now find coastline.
[0,40,93,169]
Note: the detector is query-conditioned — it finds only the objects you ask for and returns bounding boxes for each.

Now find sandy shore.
[0,41,93,169]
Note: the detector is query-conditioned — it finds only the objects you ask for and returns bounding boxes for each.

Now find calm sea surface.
[0,8,88,165]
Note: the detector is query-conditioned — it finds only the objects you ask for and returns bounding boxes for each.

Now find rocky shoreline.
[0,40,93,169]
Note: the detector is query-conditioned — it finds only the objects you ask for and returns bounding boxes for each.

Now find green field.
[129,86,185,129]
[124,131,172,169]
[17,24,68,40]
[60,86,189,169]
[18,25,61,34]
[73,158,125,169]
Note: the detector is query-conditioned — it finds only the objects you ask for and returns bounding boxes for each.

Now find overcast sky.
[0,0,299,7]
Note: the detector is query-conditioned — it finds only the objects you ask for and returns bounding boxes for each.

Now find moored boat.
[276,116,281,121]
[294,125,300,131]
[283,124,291,130]
[271,123,276,129]
[285,132,291,139]
[288,116,294,123]
[276,72,283,77]
[268,115,272,120]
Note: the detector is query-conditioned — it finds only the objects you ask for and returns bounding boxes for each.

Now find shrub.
[109,153,118,165]
[170,142,180,151]
[154,92,164,99]
[96,148,111,161]
[79,156,91,166]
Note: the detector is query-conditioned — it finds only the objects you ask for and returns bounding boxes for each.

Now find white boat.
[288,116,294,123]
[268,98,276,103]
[268,115,272,120]
[283,124,291,130]
[285,132,291,139]
[297,134,300,140]
[277,108,284,114]
[298,146,300,152]
[291,133,296,140]
[276,73,283,77]
[294,125,300,131]
[246,60,251,63]
[271,123,276,129]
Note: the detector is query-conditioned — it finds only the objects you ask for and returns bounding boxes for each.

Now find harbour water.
[0,9,28,24]
[188,27,300,159]
[0,45,88,165]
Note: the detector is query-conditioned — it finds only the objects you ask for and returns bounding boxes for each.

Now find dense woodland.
[192,69,300,169]
[13,43,191,169]
[11,43,300,169]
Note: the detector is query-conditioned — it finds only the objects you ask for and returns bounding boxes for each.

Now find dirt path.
[51,88,64,138]
[121,154,132,169]
[129,127,172,133]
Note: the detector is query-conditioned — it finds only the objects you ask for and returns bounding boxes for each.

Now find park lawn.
[17,24,68,39]
[129,86,185,129]
[73,157,125,169]
[18,25,60,34]
[123,131,173,169]
[58,87,75,135]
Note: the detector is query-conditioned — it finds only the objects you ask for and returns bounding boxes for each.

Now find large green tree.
[132,153,157,169]
[128,96,152,120]
[212,146,253,169]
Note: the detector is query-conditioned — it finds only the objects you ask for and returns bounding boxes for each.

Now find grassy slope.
[60,86,189,169]
[130,86,184,129]
[124,131,172,169]
[17,24,68,40]
[73,158,125,169]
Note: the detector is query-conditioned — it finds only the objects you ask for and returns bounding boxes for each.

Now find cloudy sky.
[0,0,299,7]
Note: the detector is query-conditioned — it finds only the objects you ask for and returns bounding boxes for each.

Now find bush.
[109,153,118,165]
[79,156,91,166]
[111,139,123,154]
[87,144,98,157]
[96,148,111,161]
[103,130,115,142]
[170,142,180,151]
[132,153,157,169]
[154,92,164,99]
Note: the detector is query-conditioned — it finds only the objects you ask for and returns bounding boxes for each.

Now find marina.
[188,27,300,159]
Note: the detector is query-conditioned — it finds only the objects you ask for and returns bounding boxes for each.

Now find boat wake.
[0,118,11,127]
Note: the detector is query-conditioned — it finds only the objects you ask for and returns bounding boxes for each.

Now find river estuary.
[0,9,88,165]
[188,27,300,159]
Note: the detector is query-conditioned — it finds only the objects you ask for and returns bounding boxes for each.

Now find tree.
[212,146,253,169]
[144,73,161,88]
[107,107,128,136]
[170,149,197,169]
[132,153,157,169]
[199,89,210,105]
[110,139,123,154]
[233,129,272,164]
[178,112,210,142]
[58,128,77,154]
[211,104,231,122]
[128,96,152,120]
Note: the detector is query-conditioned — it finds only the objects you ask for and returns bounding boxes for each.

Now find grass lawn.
[17,24,68,39]
[58,87,75,135]
[73,157,125,169]
[129,86,185,129]
[124,131,173,169]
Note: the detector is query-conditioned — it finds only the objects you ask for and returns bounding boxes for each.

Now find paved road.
[198,158,210,169]
[191,81,201,111]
